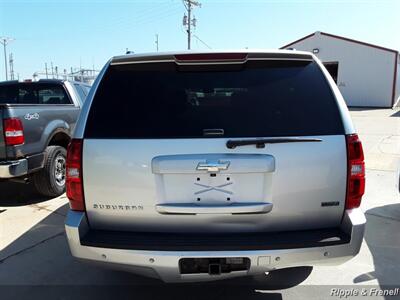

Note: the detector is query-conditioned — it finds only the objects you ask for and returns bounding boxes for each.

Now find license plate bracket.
[179,257,250,275]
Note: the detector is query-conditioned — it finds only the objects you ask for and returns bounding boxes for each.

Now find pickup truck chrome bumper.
[0,159,28,178]
[65,209,366,283]
[0,152,44,179]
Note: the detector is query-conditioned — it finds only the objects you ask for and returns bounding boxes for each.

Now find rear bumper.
[0,153,44,179]
[0,158,28,178]
[65,209,366,283]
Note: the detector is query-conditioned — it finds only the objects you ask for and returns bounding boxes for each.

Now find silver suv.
[65,50,366,283]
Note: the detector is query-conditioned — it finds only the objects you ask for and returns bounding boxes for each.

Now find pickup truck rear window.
[85,60,344,138]
[0,83,70,105]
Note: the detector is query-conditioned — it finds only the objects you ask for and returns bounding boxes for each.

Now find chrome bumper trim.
[0,158,28,178]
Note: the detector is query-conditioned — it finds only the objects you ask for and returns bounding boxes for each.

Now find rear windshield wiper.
[226,137,322,149]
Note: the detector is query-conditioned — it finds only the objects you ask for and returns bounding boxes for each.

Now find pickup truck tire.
[32,146,67,197]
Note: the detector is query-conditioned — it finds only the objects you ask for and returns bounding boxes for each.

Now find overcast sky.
[0,0,399,80]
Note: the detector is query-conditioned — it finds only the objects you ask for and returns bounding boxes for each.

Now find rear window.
[0,83,70,105]
[85,60,344,138]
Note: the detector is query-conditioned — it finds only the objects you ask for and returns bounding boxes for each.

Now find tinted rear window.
[0,83,70,105]
[85,60,344,138]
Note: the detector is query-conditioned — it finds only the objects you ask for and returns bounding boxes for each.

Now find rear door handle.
[196,161,230,172]
[156,202,273,215]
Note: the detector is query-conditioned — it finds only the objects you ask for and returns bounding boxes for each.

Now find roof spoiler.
[111,52,313,66]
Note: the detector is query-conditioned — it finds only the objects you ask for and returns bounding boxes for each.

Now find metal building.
[281,31,400,108]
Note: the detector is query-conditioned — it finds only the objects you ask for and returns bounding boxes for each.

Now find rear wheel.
[32,146,67,197]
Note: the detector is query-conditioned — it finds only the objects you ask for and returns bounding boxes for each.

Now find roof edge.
[280,33,315,50]
[280,31,399,54]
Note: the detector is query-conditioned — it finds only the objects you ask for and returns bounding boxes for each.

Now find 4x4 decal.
[24,112,40,120]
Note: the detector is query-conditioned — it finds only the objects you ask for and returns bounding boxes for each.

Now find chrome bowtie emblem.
[196,160,230,173]
[194,182,233,195]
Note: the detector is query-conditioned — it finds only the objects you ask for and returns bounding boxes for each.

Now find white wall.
[395,57,400,107]
[286,33,396,107]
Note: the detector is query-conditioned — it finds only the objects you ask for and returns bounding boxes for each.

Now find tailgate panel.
[83,136,347,233]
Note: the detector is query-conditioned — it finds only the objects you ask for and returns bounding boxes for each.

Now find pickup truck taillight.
[346,134,365,209]
[66,139,85,211]
[3,118,25,146]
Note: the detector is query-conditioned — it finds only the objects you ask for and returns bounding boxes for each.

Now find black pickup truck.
[0,79,90,197]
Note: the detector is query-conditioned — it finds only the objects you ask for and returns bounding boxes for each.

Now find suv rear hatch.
[80,53,347,233]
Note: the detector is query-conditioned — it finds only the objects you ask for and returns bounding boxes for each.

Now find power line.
[92,4,181,35]
[193,34,211,49]
[52,4,181,42]
[0,37,15,80]
[182,0,201,50]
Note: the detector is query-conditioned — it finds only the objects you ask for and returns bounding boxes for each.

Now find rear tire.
[32,146,67,197]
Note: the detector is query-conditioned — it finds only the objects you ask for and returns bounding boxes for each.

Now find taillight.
[3,118,25,146]
[66,139,85,211]
[346,134,365,209]
[174,53,248,62]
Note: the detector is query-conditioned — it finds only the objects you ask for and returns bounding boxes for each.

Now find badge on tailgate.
[196,160,230,173]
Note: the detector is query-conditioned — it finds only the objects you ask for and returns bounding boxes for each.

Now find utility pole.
[182,0,201,50]
[51,62,54,79]
[45,63,48,79]
[9,53,15,80]
[0,37,14,80]
[155,34,159,52]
